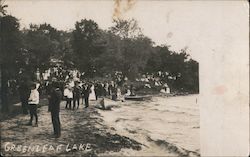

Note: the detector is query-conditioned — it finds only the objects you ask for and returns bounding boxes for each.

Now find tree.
[144,46,199,93]
[178,59,199,93]
[108,19,153,79]
[60,31,75,70]
[110,18,142,39]
[93,30,123,75]
[0,15,22,112]
[120,36,153,79]
[0,0,7,16]
[23,24,61,76]
[71,19,102,77]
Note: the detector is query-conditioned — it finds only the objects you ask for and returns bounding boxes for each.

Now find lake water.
[98,95,200,156]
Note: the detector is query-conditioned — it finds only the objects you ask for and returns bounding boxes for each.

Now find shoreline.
[97,95,200,156]
[1,94,199,156]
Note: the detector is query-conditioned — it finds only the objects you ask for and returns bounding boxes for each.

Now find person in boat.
[130,85,136,96]
[95,97,105,110]
[94,97,112,110]
[125,86,131,96]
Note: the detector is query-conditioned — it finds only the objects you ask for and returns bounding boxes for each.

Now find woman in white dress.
[89,84,96,101]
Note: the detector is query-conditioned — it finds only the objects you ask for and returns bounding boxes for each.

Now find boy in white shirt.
[64,86,73,109]
[28,83,39,127]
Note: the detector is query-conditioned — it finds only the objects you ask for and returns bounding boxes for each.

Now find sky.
[5,0,249,61]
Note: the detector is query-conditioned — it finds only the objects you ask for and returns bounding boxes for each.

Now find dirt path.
[0,100,143,156]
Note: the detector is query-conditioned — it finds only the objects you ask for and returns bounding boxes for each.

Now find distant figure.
[144,83,151,88]
[113,84,118,100]
[95,97,112,110]
[82,84,90,108]
[68,79,75,88]
[163,83,170,94]
[89,84,96,101]
[125,88,131,96]
[108,81,114,97]
[116,87,123,101]
[46,81,54,112]
[64,86,73,109]
[18,80,30,114]
[130,85,136,96]
[99,97,105,109]
[63,85,68,100]
[73,84,81,109]
[95,97,105,110]
[94,83,99,100]
[64,86,69,108]
[48,82,62,138]
[104,82,109,96]
[27,83,39,127]
[99,83,104,97]
[67,88,73,109]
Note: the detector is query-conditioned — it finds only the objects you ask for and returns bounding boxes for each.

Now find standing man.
[104,82,109,97]
[94,82,99,100]
[73,82,81,109]
[67,87,73,109]
[82,83,90,108]
[48,81,62,138]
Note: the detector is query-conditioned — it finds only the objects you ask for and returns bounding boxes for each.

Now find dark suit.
[73,86,81,109]
[18,82,30,114]
[49,87,62,137]
[82,85,90,108]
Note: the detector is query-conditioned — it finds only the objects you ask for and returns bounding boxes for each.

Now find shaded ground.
[0,97,48,122]
[0,100,142,156]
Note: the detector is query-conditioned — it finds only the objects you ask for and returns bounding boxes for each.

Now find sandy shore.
[1,95,199,156]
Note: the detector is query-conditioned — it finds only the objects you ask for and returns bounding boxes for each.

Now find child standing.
[28,83,39,127]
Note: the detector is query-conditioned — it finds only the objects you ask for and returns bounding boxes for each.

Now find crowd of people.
[13,67,171,138]
[62,79,136,109]
[16,75,136,138]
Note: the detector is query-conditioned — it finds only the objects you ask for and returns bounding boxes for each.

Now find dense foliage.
[0,1,199,112]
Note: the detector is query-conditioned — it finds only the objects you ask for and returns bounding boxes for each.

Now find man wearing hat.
[48,81,62,138]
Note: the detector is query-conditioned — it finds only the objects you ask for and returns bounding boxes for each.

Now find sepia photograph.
[0,0,248,156]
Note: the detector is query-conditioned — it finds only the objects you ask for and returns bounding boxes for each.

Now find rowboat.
[124,95,152,101]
